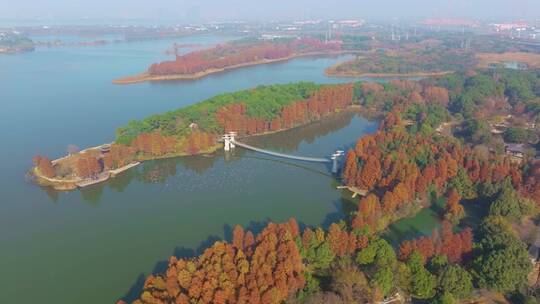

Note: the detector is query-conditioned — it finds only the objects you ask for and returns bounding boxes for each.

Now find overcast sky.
[0,0,538,22]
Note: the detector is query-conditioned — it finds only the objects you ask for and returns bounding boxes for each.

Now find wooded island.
[32,82,355,190]
[113,37,350,84]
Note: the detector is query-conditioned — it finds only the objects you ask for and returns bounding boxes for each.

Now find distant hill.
[0,33,35,53]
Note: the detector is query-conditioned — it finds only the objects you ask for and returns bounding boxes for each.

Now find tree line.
[127,215,531,304]
[148,38,341,76]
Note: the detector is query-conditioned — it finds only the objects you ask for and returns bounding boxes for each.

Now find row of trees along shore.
[328,48,477,75]
[125,68,540,304]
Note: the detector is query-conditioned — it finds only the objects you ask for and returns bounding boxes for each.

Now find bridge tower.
[331,150,345,174]
[222,134,231,151]
[228,132,237,149]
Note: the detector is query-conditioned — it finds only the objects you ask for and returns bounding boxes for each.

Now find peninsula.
[0,33,35,54]
[113,37,350,84]
[325,47,474,78]
[32,82,356,190]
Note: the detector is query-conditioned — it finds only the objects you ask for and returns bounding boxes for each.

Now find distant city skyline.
[0,0,538,23]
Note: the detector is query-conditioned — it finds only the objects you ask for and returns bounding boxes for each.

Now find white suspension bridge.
[222,132,344,174]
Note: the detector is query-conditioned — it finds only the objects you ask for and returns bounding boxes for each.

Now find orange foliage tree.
[344,102,528,233]
[444,188,465,224]
[148,38,341,76]
[33,155,55,178]
[75,154,101,178]
[215,84,353,136]
[135,221,305,304]
[398,221,473,264]
[131,132,178,156]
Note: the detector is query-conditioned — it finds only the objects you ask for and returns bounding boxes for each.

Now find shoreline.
[324,65,454,78]
[32,144,222,191]
[113,50,362,84]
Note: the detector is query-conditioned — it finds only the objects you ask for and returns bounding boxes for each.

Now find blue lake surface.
[0,34,388,303]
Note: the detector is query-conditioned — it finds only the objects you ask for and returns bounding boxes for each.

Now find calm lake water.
[0,34,433,303]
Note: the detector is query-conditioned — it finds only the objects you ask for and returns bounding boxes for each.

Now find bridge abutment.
[331,150,345,174]
[222,135,231,151]
[229,132,236,149]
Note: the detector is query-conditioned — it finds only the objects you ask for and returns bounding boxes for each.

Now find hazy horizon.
[0,0,538,24]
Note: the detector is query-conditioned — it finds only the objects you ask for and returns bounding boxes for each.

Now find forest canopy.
[116,82,346,144]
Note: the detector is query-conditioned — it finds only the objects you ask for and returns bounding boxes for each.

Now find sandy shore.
[113,51,362,84]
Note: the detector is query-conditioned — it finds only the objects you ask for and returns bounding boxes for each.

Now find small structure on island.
[100,144,111,154]
[505,143,525,161]
[491,128,505,135]
[189,122,198,130]
[402,119,415,126]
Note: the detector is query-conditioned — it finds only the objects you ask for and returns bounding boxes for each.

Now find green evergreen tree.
[431,292,456,304]
[356,237,396,267]
[448,168,476,199]
[489,179,535,220]
[408,251,437,299]
[373,268,394,296]
[438,265,473,299]
[473,216,532,293]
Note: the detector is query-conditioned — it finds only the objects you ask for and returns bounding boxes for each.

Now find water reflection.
[240,155,331,177]
[80,183,105,205]
[42,186,60,202]
[138,159,178,183]
[246,110,358,151]
[108,168,136,192]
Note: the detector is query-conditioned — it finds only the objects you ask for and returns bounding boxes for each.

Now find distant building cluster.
[492,22,529,31]
[329,20,366,28]
[490,22,539,40]
[420,18,480,27]
[0,31,35,53]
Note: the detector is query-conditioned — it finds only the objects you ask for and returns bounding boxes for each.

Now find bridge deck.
[231,140,330,163]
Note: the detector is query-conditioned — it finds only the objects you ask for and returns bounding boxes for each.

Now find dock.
[76,172,111,188]
[110,162,140,177]
[337,185,368,198]
[75,162,141,188]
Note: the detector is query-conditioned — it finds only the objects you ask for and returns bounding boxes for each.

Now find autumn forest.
[104,67,540,304]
